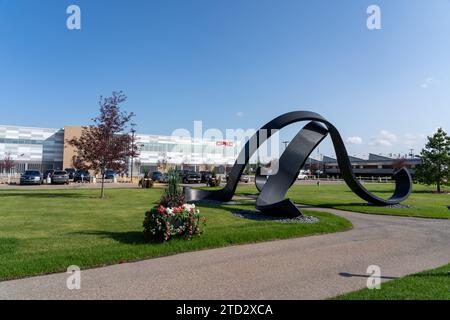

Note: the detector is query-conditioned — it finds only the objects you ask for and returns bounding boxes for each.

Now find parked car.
[200,171,212,183]
[73,170,91,183]
[182,170,202,184]
[225,173,250,183]
[64,168,76,180]
[105,170,116,180]
[20,170,42,185]
[51,170,69,185]
[298,170,310,180]
[159,173,169,183]
[240,175,250,183]
[151,171,163,182]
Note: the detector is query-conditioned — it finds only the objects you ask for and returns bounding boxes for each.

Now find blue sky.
[1,0,449,158]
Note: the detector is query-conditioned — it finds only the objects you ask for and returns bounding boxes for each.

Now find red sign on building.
[216,140,234,147]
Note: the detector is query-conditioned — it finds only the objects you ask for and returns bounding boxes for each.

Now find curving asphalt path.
[0,206,449,300]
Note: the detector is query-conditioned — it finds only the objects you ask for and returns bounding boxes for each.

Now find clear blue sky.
[1,0,449,158]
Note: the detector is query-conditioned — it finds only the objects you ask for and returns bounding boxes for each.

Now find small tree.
[1,153,15,174]
[159,168,185,207]
[414,128,450,193]
[68,91,137,198]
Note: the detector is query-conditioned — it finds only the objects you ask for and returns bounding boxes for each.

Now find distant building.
[317,153,421,178]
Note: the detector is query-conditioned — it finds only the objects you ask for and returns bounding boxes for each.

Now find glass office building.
[0,124,241,174]
[0,125,64,172]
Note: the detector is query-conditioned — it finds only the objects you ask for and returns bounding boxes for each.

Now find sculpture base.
[232,209,319,224]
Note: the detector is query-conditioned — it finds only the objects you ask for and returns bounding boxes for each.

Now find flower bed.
[143,203,205,241]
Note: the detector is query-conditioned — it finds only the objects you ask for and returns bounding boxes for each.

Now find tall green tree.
[414,128,450,193]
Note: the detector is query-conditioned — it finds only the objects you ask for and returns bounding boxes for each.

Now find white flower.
[183,204,195,211]
[166,208,173,215]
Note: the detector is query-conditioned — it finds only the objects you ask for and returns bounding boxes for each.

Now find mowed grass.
[235,183,450,219]
[0,188,351,281]
[334,263,450,300]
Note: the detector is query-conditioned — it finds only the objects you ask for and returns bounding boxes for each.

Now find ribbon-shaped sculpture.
[184,111,412,217]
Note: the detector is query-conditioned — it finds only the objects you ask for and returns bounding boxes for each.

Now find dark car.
[20,170,42,185]
[51,170,69,185]
[73,170,91,183]
[151,171,163,182]
[64,168,76,180]
[105,170,116,180]
[159,173,169,183]
[200,171,212,183]
[182,171,202,184]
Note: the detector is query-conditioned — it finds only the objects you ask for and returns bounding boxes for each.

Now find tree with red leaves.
[68,91,137,198]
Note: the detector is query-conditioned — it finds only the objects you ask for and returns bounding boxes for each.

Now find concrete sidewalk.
[0,207,449,300]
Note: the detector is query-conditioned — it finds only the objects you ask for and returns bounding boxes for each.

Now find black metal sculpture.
[184,111,412,217]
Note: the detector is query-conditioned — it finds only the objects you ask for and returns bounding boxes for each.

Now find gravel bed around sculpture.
[192,200,243,206]
[366,203,414,209]
[231,209,319,224]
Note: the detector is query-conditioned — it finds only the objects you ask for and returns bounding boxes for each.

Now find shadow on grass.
[70,230,148,245]
[296,202,368,209]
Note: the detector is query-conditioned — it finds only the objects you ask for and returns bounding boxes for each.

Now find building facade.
[0,125,64,172]
[319,154,422,178]
[1,124,422,177]
[0,124,241,174]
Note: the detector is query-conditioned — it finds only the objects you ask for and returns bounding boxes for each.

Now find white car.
[298,170,310,180]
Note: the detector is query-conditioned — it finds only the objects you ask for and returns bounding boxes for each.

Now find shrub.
[207,177,221,187]
[138,177,154,189]
[143,204,205,241]
[143,167,205,242]
[159,168,184,206]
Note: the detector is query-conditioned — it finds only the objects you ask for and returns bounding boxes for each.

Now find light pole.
[130,128,136,183]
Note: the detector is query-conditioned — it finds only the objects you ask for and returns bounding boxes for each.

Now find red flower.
[157,205,166,214]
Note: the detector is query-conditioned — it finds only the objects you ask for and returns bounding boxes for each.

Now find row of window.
[140,142,239,155]
[0,138,64,145]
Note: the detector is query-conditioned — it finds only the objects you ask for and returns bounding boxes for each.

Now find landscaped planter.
[143,204,205,242]
[139,178,154,189]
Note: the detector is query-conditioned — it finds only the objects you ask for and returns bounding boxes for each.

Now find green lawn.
[334,263,450,300]
[0,188,351,281]
[235,183,450,219]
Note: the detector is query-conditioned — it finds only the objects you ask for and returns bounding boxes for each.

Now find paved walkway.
[0,207,449,300]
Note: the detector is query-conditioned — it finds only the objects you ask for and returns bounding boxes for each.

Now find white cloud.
[346,136,363,145]
[402,133,426,148]
[420,77,435,89]
[370,130,398,147]
[236,111,244,117]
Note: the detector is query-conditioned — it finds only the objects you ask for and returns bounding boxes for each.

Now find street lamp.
[130,128,136,183]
